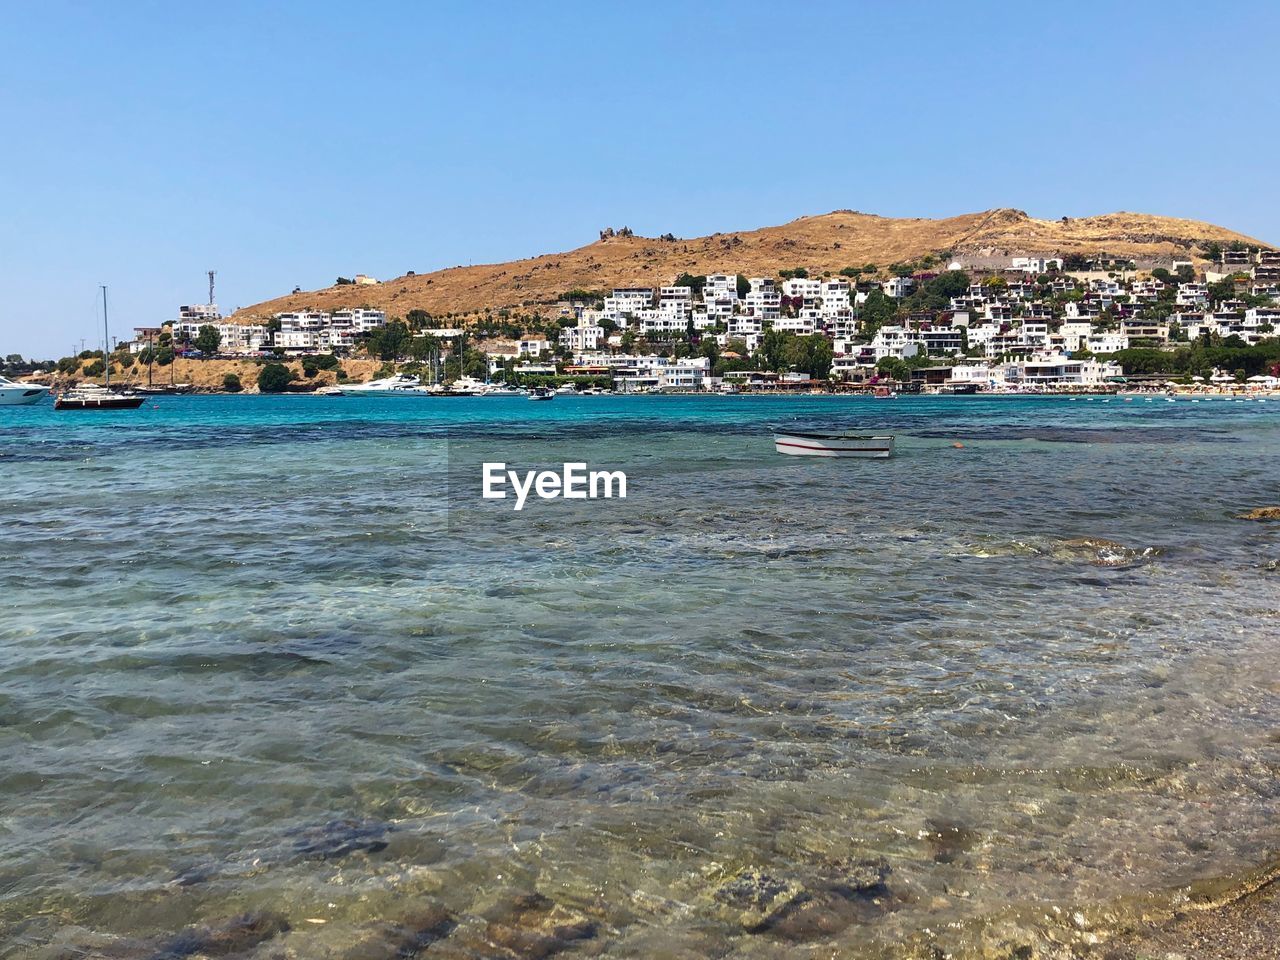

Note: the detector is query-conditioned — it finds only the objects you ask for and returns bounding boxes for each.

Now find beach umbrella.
[1248,375,1268,382]
[1191,376,1205,382]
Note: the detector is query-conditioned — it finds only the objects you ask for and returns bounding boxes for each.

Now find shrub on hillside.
[257,363,294,393]
[222,373,243,393]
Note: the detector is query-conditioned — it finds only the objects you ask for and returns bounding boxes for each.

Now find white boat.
[439,375,491,396]
[0,375,50,406]
[528,386,555,401]
[774,431,895,458]
[338,374,428,396]
[554,384,577,395]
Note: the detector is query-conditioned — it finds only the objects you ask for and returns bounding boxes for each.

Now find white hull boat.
[0,376,50,405]
[338,374,429,396]
[774,431,895,458]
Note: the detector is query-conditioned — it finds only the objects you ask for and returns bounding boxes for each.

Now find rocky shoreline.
[1105,875,1280,960]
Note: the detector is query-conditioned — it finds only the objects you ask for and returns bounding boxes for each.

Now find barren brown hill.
[229,208,1273,325]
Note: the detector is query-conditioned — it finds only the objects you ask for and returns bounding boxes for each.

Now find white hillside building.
[602,288,654,324]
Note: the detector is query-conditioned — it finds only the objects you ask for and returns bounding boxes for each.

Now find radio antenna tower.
[208,270,216,306]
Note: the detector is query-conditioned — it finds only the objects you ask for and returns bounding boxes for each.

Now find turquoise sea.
[2,393,1279,959]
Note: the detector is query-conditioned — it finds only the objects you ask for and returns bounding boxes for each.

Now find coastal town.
[11,243,1280,396]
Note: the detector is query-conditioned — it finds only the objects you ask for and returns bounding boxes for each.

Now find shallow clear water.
[2,393,1279,959]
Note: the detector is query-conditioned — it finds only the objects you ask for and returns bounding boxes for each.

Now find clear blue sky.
[2,0,1277,358]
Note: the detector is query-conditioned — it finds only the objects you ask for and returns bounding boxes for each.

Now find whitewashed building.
[882,277,916,298]
[602,288,655,324]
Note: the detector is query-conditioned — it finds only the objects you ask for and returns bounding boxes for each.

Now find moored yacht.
[55,286,146,412]
[440,375,491,396]
[55,383,146,410]
[0,375,50,406]
[338,374,427,396]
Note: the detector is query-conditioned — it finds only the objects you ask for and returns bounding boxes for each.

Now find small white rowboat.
[774,431,895,458]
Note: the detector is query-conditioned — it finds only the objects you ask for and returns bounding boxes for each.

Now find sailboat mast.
[102,285,110,389]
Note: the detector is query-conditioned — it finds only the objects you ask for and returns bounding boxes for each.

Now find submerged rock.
[823,855,892,894]
[922,820,982,865]
[326,906,455,960]
[153,912,290,958]
[249,905,452,960]
[1238,506,1280,521]
[712,869,806,931]
[714,859,895,941]
[286,819,391,861]
[52,912,297,960]
[482,892,598,959]
[1055,538,1159,567]
[171,819,402,887]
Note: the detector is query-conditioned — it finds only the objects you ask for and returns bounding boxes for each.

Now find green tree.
[194,324,222,354]
[83,359,105,377]
[859,288,898,335]
[673,273,706,296]
[366,320,411,360]
[916,270,970,308]
[408,333,439,362]
[876,357,910,381]
[736,274,751,298]
[222,373,243,393]
[257,363,294,393]
[156,346,175,366]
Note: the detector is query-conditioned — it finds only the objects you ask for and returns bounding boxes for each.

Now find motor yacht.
[338,374,428,396]
[0,375,50,406]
